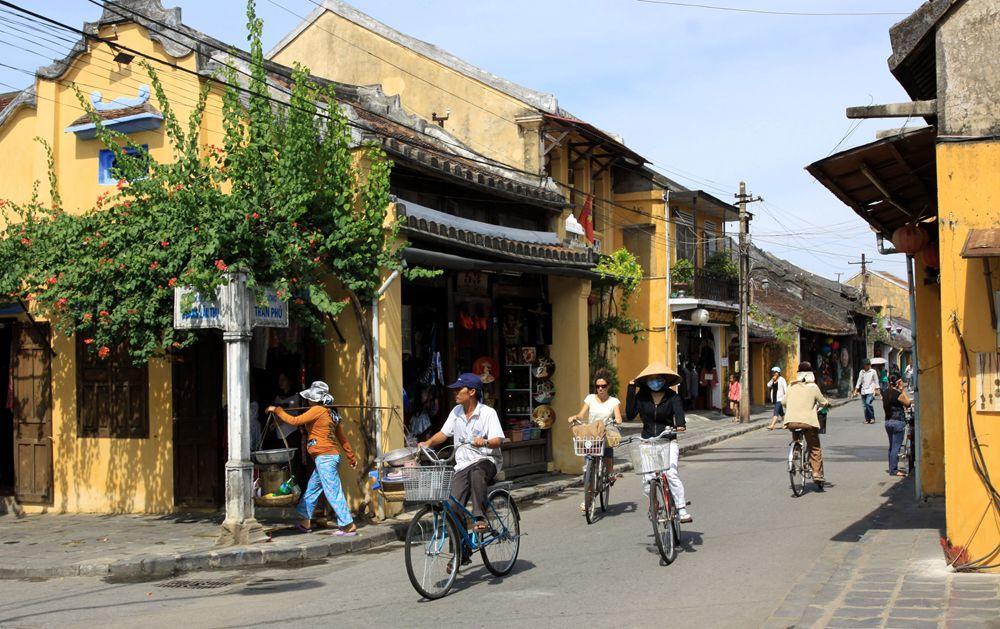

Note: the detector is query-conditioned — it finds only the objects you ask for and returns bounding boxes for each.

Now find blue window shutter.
[97,145,149,186]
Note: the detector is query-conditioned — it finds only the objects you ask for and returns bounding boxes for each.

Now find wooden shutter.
[77,339,148,438]
[12,323,53,504]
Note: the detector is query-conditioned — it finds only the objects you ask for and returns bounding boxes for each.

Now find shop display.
[532,404,556,429]
[533,356,555,379]
[533,379,555,404]
[473,356,498,384]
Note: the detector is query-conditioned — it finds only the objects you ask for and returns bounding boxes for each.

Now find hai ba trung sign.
[173,283,288,330]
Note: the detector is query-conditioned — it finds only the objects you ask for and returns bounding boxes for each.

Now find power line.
[634,0,908,17]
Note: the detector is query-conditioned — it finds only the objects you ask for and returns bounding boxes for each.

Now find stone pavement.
[764,476,1000,629]
[0,400,835,581]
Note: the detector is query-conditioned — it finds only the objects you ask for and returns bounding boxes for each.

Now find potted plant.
[705,251,738,279]
[671,258,695,296]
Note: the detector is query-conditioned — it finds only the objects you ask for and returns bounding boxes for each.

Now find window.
[77,338,149,438]
[674,208,697,263]
[98,145,149,186]
[703,220,718,261]
[623,225,654,275]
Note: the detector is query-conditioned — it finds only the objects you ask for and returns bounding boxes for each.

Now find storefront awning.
[403,247,599,279]
[805,125,937,236]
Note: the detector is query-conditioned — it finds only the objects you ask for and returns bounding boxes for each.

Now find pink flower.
[149,261,159,270]
[251,212,260,219]
[83,313,92,321]
[20,237,30,246]
[214,259,228,272]
[160,241,170,248]
[167,277,177,287]
[83,338,94,345]
[116,179,125,190]
[46,276,57,285]
[99,310,109,317]
[98,346,110,359]
[56,297,68,308]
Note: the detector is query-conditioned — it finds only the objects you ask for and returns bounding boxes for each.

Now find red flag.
[578,194,595,244]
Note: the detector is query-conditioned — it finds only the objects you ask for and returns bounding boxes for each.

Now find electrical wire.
[634,0,908,17]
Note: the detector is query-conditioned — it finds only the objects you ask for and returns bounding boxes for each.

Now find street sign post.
[173,272,288,545]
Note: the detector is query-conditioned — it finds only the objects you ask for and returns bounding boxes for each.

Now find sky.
[0,0,923,281]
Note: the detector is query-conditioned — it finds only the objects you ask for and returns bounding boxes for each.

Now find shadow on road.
[238,577,326,595]
[421,559,537,599]
[829,476,943,543]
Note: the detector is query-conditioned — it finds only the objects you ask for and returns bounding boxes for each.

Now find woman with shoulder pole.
[266,380,359,536]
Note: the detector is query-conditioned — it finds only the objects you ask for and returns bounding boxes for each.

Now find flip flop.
[294,524,312,534]
[334,529,358,537]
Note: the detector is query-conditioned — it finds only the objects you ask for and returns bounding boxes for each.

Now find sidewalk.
[764,477,1000,629]
[0,400,841,580]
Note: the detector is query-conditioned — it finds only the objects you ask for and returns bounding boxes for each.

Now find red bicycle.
[625,428,682,564]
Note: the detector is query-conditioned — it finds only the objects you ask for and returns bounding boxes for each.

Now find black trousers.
[450,459,497,520]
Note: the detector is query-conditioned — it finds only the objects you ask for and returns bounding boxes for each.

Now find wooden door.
[11,323,52,504]
[172,336,223,508]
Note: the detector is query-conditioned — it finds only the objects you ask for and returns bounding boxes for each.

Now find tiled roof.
[400,206,594,268]
[754,286,856,336]
[0,91,19,111]
[68,102,161,127]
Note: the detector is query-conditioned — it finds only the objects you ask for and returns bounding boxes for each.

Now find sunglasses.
[595,383,609,389]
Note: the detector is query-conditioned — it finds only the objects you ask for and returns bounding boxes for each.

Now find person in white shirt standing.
[419,373,506,534]
[766,366,789,430]
[855,359,880,424]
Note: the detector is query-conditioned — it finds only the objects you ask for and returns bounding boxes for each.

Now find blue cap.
[447,373,483,391]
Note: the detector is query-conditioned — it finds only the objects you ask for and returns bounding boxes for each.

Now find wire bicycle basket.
[401,465,455,502]
[628,441,673,474]
[573,436,606,457]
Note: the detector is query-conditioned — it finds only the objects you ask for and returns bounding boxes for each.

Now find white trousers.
[644,440,686,510]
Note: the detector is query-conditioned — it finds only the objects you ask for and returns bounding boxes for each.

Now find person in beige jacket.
[784,361,830,485]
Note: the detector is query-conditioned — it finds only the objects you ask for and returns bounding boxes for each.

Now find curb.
[1,407,845,581]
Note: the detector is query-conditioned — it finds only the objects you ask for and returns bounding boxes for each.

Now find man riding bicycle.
[418,373,505,536]
[784,361,830,487]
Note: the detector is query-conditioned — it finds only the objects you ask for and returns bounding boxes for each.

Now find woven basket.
[254,492,300,508]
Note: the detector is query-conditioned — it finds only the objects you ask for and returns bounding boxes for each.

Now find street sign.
[173,283,288,331]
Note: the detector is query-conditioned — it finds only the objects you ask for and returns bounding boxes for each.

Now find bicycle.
[787,428,812,497]
[402,443,521,600]
[571,417,619,524]
[624,428,683,565]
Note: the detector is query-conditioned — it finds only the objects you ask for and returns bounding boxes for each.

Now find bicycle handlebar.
[418,440,483,465]
[619,427,677,447]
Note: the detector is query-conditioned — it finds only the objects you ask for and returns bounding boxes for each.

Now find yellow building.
[845,269,914,371]
[808,0,1000,571]
[268,0,741,406]
[0,1,592,512]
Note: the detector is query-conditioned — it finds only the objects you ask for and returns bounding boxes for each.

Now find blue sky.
[0,0,922,280]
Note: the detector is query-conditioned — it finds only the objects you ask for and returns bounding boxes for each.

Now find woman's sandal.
[334,527,358,537]
[294,523,312,534]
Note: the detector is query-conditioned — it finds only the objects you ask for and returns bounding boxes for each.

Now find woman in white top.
[568,368,624,485]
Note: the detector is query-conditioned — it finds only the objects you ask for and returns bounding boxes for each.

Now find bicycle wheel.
[583,458,598,524]
[789,442,805,497]
[404,504,461,600]
[649,478,677,564]
[480,488,520,576]
[599,462,610,513]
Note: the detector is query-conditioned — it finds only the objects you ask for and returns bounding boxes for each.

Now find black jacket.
[626,386,686,438]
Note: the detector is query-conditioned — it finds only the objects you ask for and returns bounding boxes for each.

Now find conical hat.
[634,361,681,387]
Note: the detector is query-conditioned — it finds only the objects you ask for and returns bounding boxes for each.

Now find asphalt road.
[0,401,906,628]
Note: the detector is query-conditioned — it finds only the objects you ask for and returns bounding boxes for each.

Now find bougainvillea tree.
[0,2,413,471]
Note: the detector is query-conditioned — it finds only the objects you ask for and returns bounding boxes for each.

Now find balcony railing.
[673,268,738,303]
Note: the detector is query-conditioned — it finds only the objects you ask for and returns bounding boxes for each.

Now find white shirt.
[584,394,621,423]
[856,369,880,395]
[768,376,788,403]
[441,402,506,472]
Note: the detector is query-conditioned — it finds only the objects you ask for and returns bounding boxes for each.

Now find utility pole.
[849,253,871,307]
[736,182,761,423]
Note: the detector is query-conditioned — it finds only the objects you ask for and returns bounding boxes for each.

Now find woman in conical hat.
[625,361,692,523]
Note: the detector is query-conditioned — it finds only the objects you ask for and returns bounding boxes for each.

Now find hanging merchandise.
[473,356,499,384]
[532,404,556,429]
[534,379,556,404]
[533,356,555,379]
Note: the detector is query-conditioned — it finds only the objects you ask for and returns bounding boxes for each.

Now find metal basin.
[380,446,419,467]
[252,448,296,465]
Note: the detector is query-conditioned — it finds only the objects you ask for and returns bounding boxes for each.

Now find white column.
[217,272,265,545]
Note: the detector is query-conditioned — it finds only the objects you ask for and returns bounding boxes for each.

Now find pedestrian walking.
[727,372,741,422]
[766,366,788,430]
[784,362,830,488]
[882,373,912,476]
[267,380,358,536]
[854,359,879,424]
[904,364,913,391]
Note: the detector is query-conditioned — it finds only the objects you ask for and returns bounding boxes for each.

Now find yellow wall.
[549,276,592,474]
[913,254,944,496]
[846,273,911,320]
[937,140,1000,570]
[270,11,531,170]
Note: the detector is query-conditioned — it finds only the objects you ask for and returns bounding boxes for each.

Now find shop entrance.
[676,324,722,411]
[172,336,224,508]
[1,322,53,504]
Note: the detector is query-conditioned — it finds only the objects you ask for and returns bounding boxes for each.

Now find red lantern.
[891,224,929,255]
[921,240,940,269]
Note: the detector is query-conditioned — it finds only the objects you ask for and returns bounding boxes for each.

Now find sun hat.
[300,380,333,404]
[634,361,682,387]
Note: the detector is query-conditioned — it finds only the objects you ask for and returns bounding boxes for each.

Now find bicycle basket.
[573,436,606,457]
[401,465,455,502]
[628,441,672,474]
